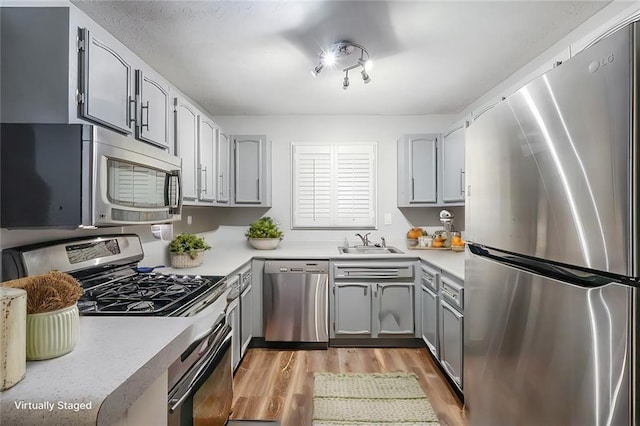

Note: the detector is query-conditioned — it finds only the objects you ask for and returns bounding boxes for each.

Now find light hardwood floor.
[230,347,467,426]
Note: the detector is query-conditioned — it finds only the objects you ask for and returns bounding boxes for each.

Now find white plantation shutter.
[292,142,377,228]
[293,145,333,227]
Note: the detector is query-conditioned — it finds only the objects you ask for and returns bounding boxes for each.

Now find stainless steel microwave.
[1,124,182,228]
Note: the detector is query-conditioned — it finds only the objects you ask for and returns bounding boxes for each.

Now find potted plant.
[168,233,211,268]
[245,217,283,250]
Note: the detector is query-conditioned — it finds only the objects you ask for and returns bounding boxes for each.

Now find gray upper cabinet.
[198,116,217,202]
[216,131,231,204]
[135,70,170,149]
[442,123,466,203]
[174,96,199,201]
[375,283,414,335]
[398,134,438,206]
[78,27,133,134]
[334,283,372,336]
[232,135,272,206]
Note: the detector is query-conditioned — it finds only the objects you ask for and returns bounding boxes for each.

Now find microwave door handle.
[166,170,182,213]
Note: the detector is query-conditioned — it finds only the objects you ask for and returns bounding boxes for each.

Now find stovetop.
[77,271,225,316]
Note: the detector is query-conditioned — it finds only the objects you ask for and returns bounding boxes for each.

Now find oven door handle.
[168,329,232,414]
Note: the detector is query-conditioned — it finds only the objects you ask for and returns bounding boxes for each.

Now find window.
[292,142,377,228]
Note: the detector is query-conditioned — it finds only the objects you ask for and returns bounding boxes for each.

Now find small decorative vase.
[1,287,27,390]
[248,238,281,250]
[170,250,205,268]
[26,304,79,361]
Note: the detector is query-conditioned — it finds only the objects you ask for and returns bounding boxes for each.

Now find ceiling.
[71,1,609,116]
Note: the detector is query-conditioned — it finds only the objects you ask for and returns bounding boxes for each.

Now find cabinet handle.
[411,178,415,200]
[460,169,465,195]
[218,174,224,198]
[201,166,208,193]
[141,101,150,130]
[129,97,136,126]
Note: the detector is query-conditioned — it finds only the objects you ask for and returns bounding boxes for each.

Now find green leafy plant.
[245,217,283,239]
[168,233,211,259]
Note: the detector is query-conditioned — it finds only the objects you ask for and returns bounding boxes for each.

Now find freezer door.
[465,254,632,426]
[465,24,634,276]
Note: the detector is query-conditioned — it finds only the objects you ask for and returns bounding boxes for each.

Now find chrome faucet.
[355,232,371,246]
[380,237,386,247]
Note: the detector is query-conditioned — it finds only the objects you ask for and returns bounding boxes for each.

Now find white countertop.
[0,317,193,426]
[142,238,466,280]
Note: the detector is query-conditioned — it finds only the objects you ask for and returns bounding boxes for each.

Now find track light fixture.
[311,40,372,89]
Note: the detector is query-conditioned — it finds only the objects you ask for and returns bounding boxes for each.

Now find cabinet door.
[234,135,264,204]
[136,70,170,148]
[421,285,439,358]
[442,125,466,203]
[198,116,216,202]
[409,135,437,203]
[440,299,463,389]
[174,97,199,201]
[78,28,133,134]
[333,283,371,336]
[216,132,231,204]
[375,283,414,335]
[240,284,253,357]
[226,298,241,372]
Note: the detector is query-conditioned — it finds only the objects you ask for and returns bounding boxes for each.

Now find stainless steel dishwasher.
[263,260,329,344]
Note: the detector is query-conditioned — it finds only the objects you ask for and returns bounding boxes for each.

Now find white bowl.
[248,238,281,250]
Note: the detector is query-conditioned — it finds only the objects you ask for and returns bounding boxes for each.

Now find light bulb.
[324,51,336,67]
[343,74,350,90]
[361,69,371,84]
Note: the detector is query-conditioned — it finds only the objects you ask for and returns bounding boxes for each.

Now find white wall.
[213,114,458,243]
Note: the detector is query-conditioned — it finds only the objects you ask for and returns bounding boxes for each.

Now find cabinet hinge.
[76,92,85,104]
[77,38,86,52]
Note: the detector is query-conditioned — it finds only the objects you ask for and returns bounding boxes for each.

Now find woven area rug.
[312,372,440,425]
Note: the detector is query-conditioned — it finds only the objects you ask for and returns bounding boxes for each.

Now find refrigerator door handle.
[468,243,637,289]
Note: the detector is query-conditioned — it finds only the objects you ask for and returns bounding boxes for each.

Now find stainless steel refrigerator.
[465,23,639,425]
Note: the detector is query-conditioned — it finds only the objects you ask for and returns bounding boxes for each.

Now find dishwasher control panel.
[265,260,329,274]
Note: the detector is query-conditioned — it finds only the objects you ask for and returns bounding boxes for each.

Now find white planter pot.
[248,238,281,250]
[26,304,79,361]
[170,250,205,268]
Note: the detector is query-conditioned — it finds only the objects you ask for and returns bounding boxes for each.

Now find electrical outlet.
[384,213,392,225]
[187,215,192,225]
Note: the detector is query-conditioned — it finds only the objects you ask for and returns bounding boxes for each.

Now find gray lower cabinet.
[375,283,414,335]
[333,281,414,338]
[240,266,253,358]
[440,299,463,389]
[421,284,439,357]
[226,288,241,372]
[439,274,464,390]
[334,283,372,336]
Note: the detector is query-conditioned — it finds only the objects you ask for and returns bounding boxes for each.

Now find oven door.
[92,127,182,226]
[168,319,233,426]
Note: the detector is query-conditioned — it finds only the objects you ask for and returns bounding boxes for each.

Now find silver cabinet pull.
[460,169,465,195]
[129,97,136,126]
[140,100,150,130]
[201,166,208,193]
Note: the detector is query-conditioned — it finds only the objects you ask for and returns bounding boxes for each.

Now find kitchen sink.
[338,246,404,254]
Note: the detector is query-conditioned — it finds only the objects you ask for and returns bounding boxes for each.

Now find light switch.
[384,213,392,225]
[187,215,193,225]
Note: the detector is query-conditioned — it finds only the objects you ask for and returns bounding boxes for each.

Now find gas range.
[2,234,226,318]
[77,270,225,316]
